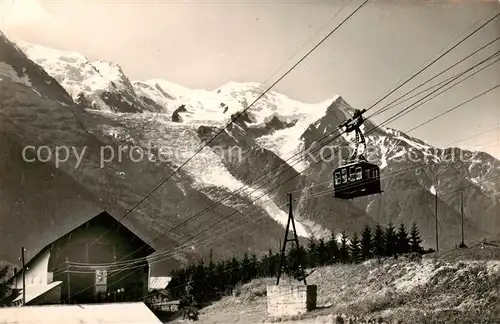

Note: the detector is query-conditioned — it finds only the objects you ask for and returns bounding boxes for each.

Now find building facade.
[4,211,155,305]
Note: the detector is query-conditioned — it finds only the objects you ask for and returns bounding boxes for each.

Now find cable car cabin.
[333,161,382,199]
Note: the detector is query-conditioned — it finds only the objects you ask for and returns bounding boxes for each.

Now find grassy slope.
[173,245,500,324]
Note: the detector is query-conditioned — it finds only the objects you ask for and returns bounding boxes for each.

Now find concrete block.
[266,284,317,319]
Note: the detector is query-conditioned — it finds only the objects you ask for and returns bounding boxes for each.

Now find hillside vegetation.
[176,245,500,324]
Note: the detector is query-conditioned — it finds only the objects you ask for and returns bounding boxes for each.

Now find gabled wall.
[6,212,155,305]
[11,249,51,289]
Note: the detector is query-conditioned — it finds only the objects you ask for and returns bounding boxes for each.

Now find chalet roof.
[12,281,63,305]
[148,276,171,291]
[0,302,163,324]
[7,211,155,284]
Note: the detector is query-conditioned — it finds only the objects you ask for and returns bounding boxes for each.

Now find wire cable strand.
[374,36,500,114]
[60,28,500,272]
[65,72,500,297]
[367,12,499,116]
[407,84,500,134]
[51,46,500,276]
[86,0,371,248]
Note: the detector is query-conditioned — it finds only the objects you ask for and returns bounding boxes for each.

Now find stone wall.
[266,284,317,319]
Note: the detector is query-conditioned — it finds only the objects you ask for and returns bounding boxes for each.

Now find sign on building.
[95,285,107,293]
[95,269,107,285]
[95,269,108,295]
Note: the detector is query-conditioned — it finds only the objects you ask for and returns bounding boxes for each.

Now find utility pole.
[13,267,17,289]
[21,247,26,305]
[460,191,465,247]
[435,192,439,252]
[65,258,71,304]
[276,193,307,285]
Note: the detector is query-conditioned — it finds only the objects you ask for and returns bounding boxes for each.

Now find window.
[341,169,347,183]
[334,172,341,185]
[356,167,362,180]
[349,166,356,182]
[67,242,88,263]
[88,242,114,264]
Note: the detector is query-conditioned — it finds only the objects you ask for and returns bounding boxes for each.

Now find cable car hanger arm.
[338,108,367,131]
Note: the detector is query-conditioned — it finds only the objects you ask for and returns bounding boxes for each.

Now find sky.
[1,0,499,159]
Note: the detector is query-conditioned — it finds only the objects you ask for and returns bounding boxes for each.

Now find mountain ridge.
[1,34,499,273]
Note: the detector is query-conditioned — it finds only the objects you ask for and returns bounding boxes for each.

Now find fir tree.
[205,257,217,300]
[263,249,279,278]
[396,223,410,255]
[326,232,339,264]
[385,222,397,257]
[249,254,259,280]
[166,269,182,300]
[339,231,350,263]
[296,245,308,281]
[228,257,241,287]
[285,245,307,282]
[361,225,373,260]
[373,224,385,258]
[257,255,265,278]
[349,232,362,263]
[284,246,295,277]
[214,260,228,295]
[183,263,196,301]
[307,237,318,268]
[240,253,252,283]
[191,260,207,303]
[257,253,269,278]
[409,222,423,254]
[317,238,329,266]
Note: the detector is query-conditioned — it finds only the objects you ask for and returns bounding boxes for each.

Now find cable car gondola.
[333,109,383,199]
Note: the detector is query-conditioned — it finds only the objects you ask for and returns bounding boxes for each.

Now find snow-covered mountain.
[1,34,499,273]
